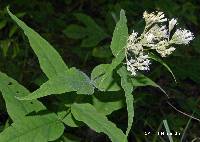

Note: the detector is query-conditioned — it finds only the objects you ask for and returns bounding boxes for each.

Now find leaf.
[71,103,127,142]
[131,74,167,95]
[0,113,64,142]
[75,13,108,47]
[110,9,128,61]
[0,72,45,121]
[17,67,94,100]
[91,64,121,91]
[92,45,112,58]
[0,20,7,30]
[91,9,128,91]
[93,92,124,115]
[7,8,68,79]
[0,40,11,57]
[64,13,108,47]
[63,24,87,39]
[149,53,176,82]
[117,67,134,136]
[163,120,174,142]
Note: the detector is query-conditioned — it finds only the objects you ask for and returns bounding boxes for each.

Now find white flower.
[169,18,177,32]
[128,30,138,43]
[125,11,194,75]
[145,33,155,43]
[171,29,194,44]
[126,53,150,76]
[147,25,168,40]
[143,11,167,25]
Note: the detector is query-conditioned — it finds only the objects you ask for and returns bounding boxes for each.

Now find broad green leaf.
[71,103,127,142]
[0,72,45,121]
[110,9,128,61]
[74,13,108,47]
[18,67,94,100]
[117,67,134,136]
[58,109,82,128]
[93,93,124,115]
[91,64,121,91]
[7,8,68,79]
[63,24,87,39]
[0,113,64,142]
[92,45,112,58]
[149,53,176,82]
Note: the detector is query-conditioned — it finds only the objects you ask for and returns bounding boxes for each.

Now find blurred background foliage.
[0,0,200,141]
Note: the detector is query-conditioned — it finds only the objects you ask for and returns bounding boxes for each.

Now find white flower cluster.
[126,11,194,76]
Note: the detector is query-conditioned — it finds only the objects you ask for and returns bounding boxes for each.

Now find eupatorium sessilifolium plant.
[0,8,194,142]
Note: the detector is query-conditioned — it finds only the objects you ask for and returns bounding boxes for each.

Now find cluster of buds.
[126,11,194,76]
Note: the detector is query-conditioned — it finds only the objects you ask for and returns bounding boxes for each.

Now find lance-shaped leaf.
[91,10,128,91]
[0,113,64,142]
[149,53,176,82]
[18,68,94,100]
[110,9,128,61]
[71,103,127,142]
[0,72,45,121]
[117,67,134,136]
[7,8,68,79]
[131,74,167,95]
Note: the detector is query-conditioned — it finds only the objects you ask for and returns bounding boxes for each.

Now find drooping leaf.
[0,72,45,121]
[117,67,134,136]
[131,74,167,95]
[0,113,64,142]
[110,9,128,62]
[149,53,176,82]
[7,8,68,79]
[17,67,94,100]
[71,103,127,142]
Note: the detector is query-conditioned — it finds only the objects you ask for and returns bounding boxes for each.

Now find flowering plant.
[126,11,194,76]
[0,8,196,142]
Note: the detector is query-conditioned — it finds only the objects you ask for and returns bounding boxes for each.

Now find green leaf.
[64,13,108,47]
[71,103,127,142]
[0,113,64,142]
[93,93,124,115]
[131,74,167,95]
[91,64,121,91]
[17,67,94,100]
[110,9,128,61]
[117,67,134,136]
[92,45,112,58]
[91,9,128,91]
[0,72,45,121]
[7,8,68,79]
[149,53,176,82]
[63,24,87,39]
[0,20,7,30]
[163,120,174,142]
[0,40,11,57]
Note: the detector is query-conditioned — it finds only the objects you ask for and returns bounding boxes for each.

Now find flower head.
[143,11,167,25]
[169,18,177,32]
[171,29,194,44]
[125,11,194,75]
